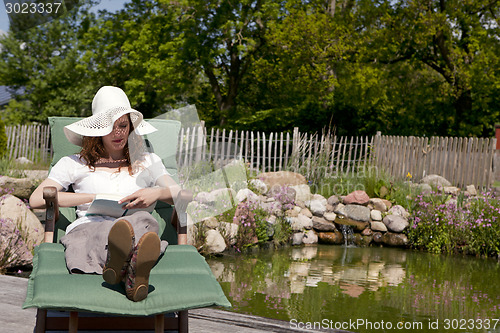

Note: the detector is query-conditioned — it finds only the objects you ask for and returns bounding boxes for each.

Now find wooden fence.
[5,124,51,163]
[373,135,497,188]
[176,126,373,180]
[5,123,497,188]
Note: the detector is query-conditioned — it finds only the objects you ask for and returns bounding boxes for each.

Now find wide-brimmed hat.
[64,86,157,146]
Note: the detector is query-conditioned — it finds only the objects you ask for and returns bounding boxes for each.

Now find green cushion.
[23,243,231,315]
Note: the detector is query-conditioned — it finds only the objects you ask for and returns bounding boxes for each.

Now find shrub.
[407,191,500,257]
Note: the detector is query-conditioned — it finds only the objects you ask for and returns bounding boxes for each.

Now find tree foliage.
[0,0,498,137]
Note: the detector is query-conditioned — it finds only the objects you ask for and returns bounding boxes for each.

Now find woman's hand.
[118,188,162,209]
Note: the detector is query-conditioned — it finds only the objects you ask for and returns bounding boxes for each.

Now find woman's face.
[102,115,131,155]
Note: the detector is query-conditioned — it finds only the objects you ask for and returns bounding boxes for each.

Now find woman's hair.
[79,114,133,175]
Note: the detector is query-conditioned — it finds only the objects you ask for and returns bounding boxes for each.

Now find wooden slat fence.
[373,135,497,188]
[177,126,373,180]
[5,124,51,163]
[5,124,497,188]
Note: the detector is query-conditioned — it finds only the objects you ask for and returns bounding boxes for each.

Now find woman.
[30,86,183,302]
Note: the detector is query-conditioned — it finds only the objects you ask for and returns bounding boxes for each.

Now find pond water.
[207,245,500,333]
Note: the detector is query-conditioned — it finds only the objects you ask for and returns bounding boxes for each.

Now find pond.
[207,245,500,333]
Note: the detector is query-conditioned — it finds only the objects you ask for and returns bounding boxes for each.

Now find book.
[85,194,154,218]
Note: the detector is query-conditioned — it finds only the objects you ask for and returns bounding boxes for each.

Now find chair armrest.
[43,186,59,244]
[171,189,193,245]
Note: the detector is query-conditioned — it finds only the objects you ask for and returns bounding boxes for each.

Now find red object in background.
[496,124,500,150]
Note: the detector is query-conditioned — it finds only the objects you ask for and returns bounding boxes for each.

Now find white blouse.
[48,152,169,233]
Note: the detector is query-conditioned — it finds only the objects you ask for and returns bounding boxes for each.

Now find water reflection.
[207,245,500,332]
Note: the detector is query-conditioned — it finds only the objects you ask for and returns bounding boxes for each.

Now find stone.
[327,195,340,207]
[325,204,335,212]
[300,208,313,218]
[302,230,318,244]
[235,188,258,203]
[211,188,237,204]
[204,229,227,253]
[370,210,383,221]
[420,174,451,188]
[334,215,369,232]
[257,171,307,188]
[383,215,409,233]
[266,215,277,224]
[370,221,388,232]
[416,183,432,195]
[373,232,384,243]
[306,196,327,217]
[289,184,311,202]
[249,178,268,194]
[466,184,477,196]
[369,198,387,212]
[269,186,296,206]
[353,234,372,247]
[333,203,346,216]
[218,222,239,245]
[289,214,313,231]
[202,216,219,229]
[443,186,460,196]
[0,176,38,200]
[292,232,304,245]
[295,200,306,209]
[382,199,392,210]
[344,204,371,222]
[361,228,373,236]
[323,212,337,222]
[382,232,409,247]
[387,205,409,218]
[318,231,344,245]
[0,194,44,249]
[343,190,370,205]
[15,157,33,164]
[312,216,337,232]
[285,209,299,218]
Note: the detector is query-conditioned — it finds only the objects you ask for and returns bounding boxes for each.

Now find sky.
[0,0,130,35]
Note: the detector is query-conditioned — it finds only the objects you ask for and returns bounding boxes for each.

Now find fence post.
[494,124,500,184]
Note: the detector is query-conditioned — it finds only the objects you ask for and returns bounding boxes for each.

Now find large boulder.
[257,171,307,188]
[420,174,451,188]
[0,195,44,269]
[382,215,409,233]
[235,188,259,203]
[0,194,44,249]
[0,176,38,200]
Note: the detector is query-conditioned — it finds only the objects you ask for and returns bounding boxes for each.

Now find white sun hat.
[64,86,157,146]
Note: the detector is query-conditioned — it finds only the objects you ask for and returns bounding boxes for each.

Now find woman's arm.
[118,174,181,209]
[29,178,95,209]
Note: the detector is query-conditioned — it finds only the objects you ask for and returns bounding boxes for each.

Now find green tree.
[0,1,98,124]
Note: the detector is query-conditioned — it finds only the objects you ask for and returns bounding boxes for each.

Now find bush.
[407,191,500,257]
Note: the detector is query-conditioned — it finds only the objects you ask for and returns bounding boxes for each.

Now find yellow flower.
[406,172,412,179]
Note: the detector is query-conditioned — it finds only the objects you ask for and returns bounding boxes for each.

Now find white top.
[48,152,169,233]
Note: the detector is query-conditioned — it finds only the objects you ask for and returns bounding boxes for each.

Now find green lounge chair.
[23,117,231,332]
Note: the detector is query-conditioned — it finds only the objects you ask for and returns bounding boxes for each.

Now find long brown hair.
[79,115,133,174]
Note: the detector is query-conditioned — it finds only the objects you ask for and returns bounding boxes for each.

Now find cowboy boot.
[125,231,161,302]
[103,219,135,285]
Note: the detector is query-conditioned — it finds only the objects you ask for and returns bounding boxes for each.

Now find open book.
[86,194,155,218]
